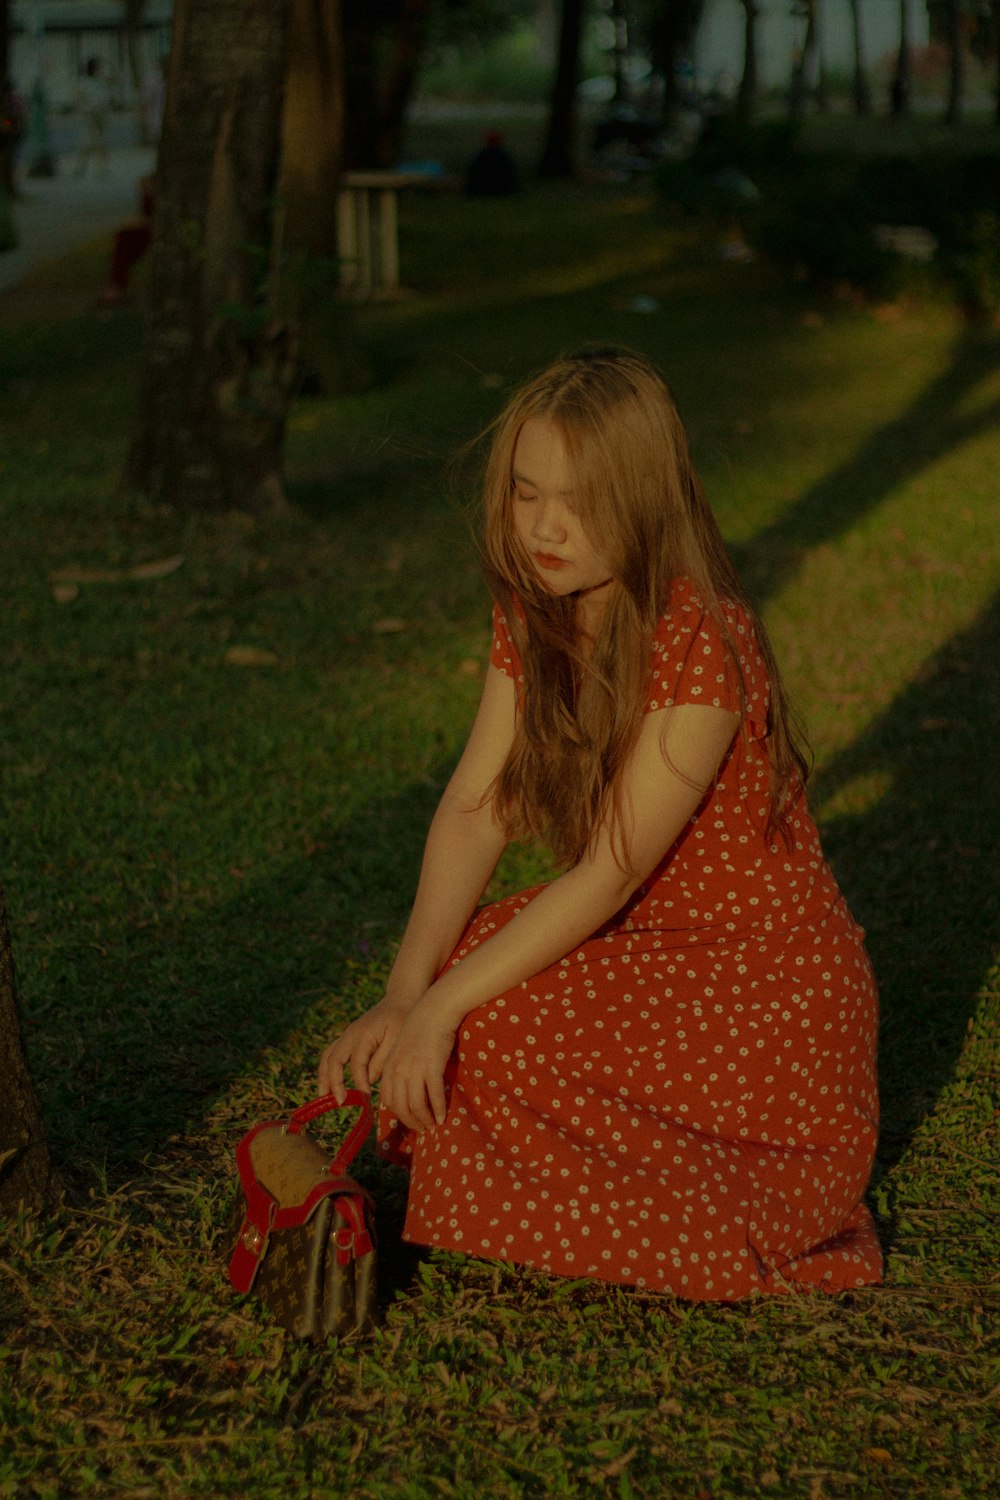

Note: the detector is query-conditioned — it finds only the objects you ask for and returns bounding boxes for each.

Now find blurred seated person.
[464,130,518,197]
[97,174,155,306]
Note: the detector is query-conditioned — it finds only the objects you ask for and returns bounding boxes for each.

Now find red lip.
[535,552,568,570]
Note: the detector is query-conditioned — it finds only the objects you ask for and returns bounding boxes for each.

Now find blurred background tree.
[538,0,588,175]
[737,0,761,118]
[891,0,914,115]
[127,0,296,512]
[633,0,706,126]
[848,0,872,114]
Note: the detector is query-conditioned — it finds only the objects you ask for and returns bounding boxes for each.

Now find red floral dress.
[378,577,882,1299]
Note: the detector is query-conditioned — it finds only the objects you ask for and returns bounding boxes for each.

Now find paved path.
[0,144,156,293]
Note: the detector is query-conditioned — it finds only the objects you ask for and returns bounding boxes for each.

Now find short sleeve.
[490,602,523,682]
[645,579,770,736]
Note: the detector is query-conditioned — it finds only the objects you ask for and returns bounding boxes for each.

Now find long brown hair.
[479,347,808,868]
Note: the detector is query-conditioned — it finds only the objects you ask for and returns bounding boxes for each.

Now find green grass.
[1,133,998,1498]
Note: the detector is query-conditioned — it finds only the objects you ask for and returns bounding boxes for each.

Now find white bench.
[336,169,441,298]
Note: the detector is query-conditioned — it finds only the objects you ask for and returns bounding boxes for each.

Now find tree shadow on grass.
[40,769,453,1181]
[731,325,1000,601]
[809,586,1000,1177]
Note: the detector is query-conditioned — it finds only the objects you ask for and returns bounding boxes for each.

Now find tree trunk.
[848,0,870,114]
[737,0,758,119]
[0,888,61,1214]
[643,0,703,128]
[538,0,587,179]
[944,0,964,125]
[995,1,1000,129]
[814,0,829,112]
[342,8,382,170]
[279,0,344,259]
[126,0,296,513]
[122,0,146,92]
[891,0,912,116]
[376,0,432,169]
[789,0,816,118]
[0,0,14,200]
[611,0,629,104]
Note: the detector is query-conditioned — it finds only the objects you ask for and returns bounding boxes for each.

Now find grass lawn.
[0,124,998,1498]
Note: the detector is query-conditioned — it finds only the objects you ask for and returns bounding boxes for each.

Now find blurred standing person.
[1,77,28,194]
[75,57,111,177]
[139,56,167,145]
[97,173,156,306]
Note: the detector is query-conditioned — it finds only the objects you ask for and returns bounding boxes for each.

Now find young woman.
[318,348,882,1300]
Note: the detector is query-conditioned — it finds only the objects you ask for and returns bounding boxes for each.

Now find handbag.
[226,1090,377,1341]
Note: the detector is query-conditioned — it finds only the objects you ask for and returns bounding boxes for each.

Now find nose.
[531,497,568,544]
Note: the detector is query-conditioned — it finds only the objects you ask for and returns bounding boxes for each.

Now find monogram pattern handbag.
[226,1090,377,1341]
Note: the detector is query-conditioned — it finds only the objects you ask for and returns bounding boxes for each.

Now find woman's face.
[511,417,615,601]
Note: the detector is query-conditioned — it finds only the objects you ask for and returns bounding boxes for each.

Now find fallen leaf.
[372,618,407,634]
[128,554,185,581]
[457,658,481,677]
[51,582,79,603]
[50,554,185,584]
[224,646,279,667]
[865,1448,893,1465]
[50,565,123,583]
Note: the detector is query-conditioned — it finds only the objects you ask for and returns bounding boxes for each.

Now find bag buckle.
[241,1221,265,1255]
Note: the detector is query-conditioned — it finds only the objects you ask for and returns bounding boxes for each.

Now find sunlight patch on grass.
[815,768,895,824]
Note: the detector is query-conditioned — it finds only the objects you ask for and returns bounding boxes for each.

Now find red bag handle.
[286,1090,373,1176]
[229,1090,375,1294]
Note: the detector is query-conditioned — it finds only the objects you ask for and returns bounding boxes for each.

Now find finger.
[351,1053,372,1095]
[318,1045,346,1104]
[427,1069,448,1128]
[382,1073,419,1133]
[368,1036,393,1084]
[408,1078,435,1133]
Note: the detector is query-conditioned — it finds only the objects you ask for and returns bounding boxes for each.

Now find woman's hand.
[378,1005,458,1133]
[317,997,413,1103]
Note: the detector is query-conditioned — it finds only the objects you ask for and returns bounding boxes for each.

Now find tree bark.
[538,0,587,179]
[0,888,61,1215]
[279,0,344,259]
[944,0,964,125]
[848,0,870,114]
[891,0,912,116]
[737,0,759,119]
[127,0,296,513]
